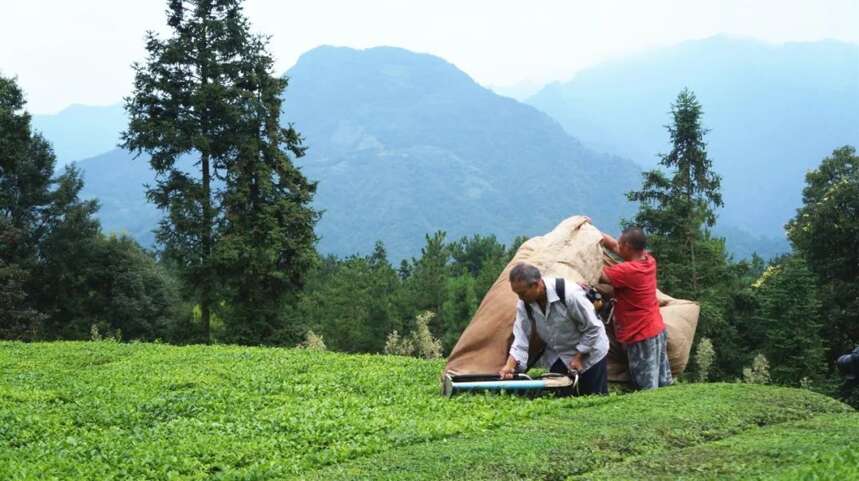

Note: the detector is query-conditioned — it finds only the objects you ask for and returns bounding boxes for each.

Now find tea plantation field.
[1,341,857,480]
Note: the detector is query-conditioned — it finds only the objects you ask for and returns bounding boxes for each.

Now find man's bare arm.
[599,233,619,285]
[599,270,611,285]
[601,232,620,255]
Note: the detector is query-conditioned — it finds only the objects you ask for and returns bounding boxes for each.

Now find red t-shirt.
[603,254,664,344]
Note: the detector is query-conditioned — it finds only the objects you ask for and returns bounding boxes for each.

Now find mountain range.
[32,103,125,166]
[527,36,859,239]
[30,37,857,261]
[38,46,642,260]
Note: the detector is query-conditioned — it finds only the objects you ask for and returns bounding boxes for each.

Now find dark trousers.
[550,355,608,396]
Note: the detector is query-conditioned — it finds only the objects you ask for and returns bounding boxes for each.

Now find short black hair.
[620,226,647,251]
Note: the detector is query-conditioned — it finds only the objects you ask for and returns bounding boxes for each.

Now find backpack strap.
[555,277,566,307]
[524,278,566,370]
[525,277,566,323]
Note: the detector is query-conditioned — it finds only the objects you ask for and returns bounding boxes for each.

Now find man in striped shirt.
[499,262,610,396]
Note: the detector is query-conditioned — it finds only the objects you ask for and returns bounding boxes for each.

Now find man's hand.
[601,232,620,254]
[499,356,518,380]
[569,353,584,374]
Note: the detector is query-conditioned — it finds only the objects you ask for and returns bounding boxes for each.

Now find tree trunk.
[687,179,698,295]
[201,151,212,343]
[690,228,698,295]
[199,21,212,344]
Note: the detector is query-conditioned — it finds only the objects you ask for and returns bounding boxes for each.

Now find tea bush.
[0,341,855,480]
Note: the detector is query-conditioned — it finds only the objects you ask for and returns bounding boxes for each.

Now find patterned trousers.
[627,329,672,389]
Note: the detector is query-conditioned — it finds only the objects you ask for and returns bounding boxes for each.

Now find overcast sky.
[3,0,858,114]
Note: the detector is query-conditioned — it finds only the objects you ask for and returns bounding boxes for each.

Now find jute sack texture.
[444,215,699,382]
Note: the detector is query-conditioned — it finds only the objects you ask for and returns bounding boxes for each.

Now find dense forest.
[2,0,856,408]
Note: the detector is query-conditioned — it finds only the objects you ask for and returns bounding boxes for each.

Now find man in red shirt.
[599,227,672,389]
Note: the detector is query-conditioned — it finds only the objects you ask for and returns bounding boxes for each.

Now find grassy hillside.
[1,341,856,480]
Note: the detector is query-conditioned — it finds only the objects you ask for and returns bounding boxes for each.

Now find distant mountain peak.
[67,44,642,260]
[55,103,123,115]
[297,44,459,67]
[288,44,478,94]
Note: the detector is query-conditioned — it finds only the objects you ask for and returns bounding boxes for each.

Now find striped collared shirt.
[509,277,609,373]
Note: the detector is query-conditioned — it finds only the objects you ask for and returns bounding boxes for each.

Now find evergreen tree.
[291,252,398,353]
[719,254,768,376]
[626,88,738,378]
[1,75,54,337]
[1,75,179,341]
[368,241,389,270]
[0,257,42,339]
[448,233,509,302]
[473,252,507,303]
[35,231,182,341]
[407,231,450,336]
[0,75,99,339]
[307,256,377,352]
[628,88,725,297]
[397,259,412,280]
[753,255,827,385]
[122,0,318,343]
[440,274,478,352]
[786,145,859,362]
[30,174,102,338]
[448,234,506,277]
[365,241,402,348]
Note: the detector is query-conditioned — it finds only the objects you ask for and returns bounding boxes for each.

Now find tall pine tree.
[0,75,100,339]
[0,75,47,338]
[628,88,726,298]
[122,0,318,343]
[407,231,450,337]
[627,89,738,379]
[753,255,827,385]
[2,74,182,342]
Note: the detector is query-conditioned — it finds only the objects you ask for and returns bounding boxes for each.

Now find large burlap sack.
[444,215,699,382]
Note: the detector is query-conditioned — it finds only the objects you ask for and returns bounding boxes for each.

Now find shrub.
[694,337,715,382]
[384,330,414,356]
[743,353,771,384]
[302,330,327,351]
[384,311,442,359]
[90,324,102,342]
[412,311,442,359]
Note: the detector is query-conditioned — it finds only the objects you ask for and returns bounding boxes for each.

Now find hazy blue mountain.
[32,104,125,166]
[58,44,795,261]
[73,150,202,248]
[487,81,545,101]
[712,224,788,262]
[528,36,859,241]
[75,148,160,246]
[74,46,642,260]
